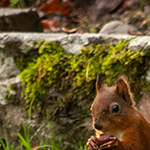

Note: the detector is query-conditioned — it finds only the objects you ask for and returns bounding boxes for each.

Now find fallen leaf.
[39,0,75,15]
[41,19,59,30]
[61,0,75,15]
[128,29,143,36]
[62,27,77,33]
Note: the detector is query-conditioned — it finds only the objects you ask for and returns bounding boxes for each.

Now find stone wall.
[0,32,150,149]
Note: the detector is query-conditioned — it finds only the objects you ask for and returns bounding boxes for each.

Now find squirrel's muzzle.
[94,118,102,130]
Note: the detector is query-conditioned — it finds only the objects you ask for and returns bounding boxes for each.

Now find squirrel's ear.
[115,76,135,106]
[96,74,102,94]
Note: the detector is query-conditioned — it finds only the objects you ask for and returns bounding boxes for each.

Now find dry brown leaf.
[128,29,143,36]
[62,27,77,33]
[39,0,75,15]
[41,19,59,30]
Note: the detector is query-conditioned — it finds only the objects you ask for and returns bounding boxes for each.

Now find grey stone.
[99,20,139,34]
[128,36,150,51]
[0,51,20,105]
[61,34,89,53]
[0,77,20,104]
[0,51,20,80]
[0,33,135,54]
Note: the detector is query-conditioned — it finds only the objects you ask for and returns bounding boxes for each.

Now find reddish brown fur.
[90,76,150,150]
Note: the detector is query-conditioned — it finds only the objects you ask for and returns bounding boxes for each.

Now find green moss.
[80,19,97,33]
[19,40,150,121]
[16,40,44,71]
[19,42,74,117]
[4,83,22,105]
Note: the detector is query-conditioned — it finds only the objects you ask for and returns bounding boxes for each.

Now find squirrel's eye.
[112,105,119,113]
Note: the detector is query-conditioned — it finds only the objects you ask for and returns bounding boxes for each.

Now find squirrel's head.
[91,75,135,133]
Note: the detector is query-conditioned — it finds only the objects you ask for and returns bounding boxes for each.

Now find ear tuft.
[115,75,135,106]
[96,74,102,94]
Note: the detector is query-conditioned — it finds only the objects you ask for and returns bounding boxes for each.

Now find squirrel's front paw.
[98,134,121,150]
[86,134,121,150]
[86,134,114,150]
[86,136,99,150]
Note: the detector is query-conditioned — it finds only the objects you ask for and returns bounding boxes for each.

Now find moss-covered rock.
[9,39,150,149]
[19,40,150,118]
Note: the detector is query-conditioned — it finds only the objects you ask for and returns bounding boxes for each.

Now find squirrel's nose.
[94,118,102,130]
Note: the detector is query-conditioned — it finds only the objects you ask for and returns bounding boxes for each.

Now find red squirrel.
[86,75,150,150]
